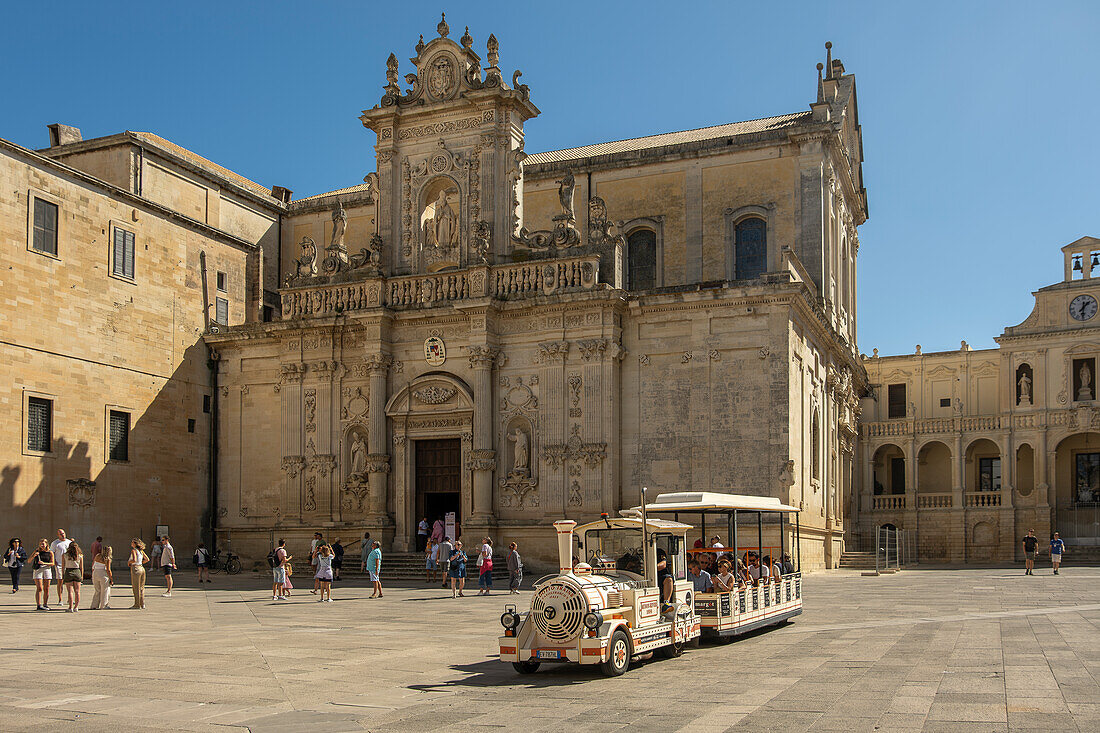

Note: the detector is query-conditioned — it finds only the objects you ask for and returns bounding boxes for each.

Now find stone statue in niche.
[349,432,367,476]
[1018,371,1032,405]
[508,428,529,474]
[331,199,347,252]
[1080,362,1093,401]
[424,189,458,248]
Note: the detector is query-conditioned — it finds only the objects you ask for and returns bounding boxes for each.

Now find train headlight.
[501,610,519,630]
[583,611,603,631]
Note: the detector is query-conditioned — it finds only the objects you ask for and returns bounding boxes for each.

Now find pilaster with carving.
[466,345,501,523]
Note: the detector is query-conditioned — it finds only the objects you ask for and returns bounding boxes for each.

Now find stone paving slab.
[0,566,1097,731]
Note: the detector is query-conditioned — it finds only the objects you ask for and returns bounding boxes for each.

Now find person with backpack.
[194,543,211,583]
[270,539,289,601]
[331,538,344,582]
[448,540,467,598]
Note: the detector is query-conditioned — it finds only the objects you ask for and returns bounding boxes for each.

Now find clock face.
[1070,294,1098,322]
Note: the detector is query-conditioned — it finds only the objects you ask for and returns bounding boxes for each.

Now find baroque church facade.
[1,18,866,568]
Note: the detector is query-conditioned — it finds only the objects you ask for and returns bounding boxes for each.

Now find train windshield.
[584,528,644,576]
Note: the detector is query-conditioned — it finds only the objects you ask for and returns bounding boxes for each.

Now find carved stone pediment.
[498,472,538,509]
[413,385,457,404]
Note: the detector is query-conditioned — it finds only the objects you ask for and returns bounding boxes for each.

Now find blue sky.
[3,1,1097,356]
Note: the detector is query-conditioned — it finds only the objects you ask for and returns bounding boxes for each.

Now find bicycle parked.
[206,549,242,575]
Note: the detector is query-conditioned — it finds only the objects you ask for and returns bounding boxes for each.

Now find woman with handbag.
[5,538,28,593]
[448,541,468,598]
[32,539,54,611]
[477,537,494,596]
[128,539,149,609]
[90,545,114,609]
[61,541,84,612]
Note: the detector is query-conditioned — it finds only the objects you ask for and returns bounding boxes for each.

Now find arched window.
[627,229,657,290]
[734,217,767,280]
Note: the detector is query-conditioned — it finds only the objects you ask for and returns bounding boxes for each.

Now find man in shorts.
[160,536,176,597]
[1022,529,1039,575]
[272,539,288,600]
[49,529,71,605]
[1049,532,1065,575]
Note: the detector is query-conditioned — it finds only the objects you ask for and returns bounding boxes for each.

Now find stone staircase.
[336,552,509,581]
[838,551,878,570]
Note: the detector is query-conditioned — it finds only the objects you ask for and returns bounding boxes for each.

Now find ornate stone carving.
[536,340,570,364]
[461,431,473,447]
[310,454,337,478]
[709,349,721,361]
[348,432,367,476]
[364,353,393,374]
[517,172,581,249]
[581,443,607,469]
[759,346,771,360]
[587,197,626,247]
[342,474,369,511]
[777,460,796,489]
[467,345,501,369]
[67,478,96,508]
[366,454,391,474]
[471,220,491,264]
[507,428,529,474]
[342,387,368,423]
[281,455,305,478]
[304,389,317,432]
[468,448,497,472]
[286,237,317,284]
[393,434,407,447]
[303,476,317,512]
[542,444,567,469]
[568,373,582,411]
[682,352,693,363]
[639,354,650,366]
[579,339,609,362]
[498,473,538,509]
[413,385,457,404]
[568,480,583,507]
[502,376,537,411]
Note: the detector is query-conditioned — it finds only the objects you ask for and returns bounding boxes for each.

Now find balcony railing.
[872,495,906,510]
[917,493,953,509]
[965,491,1003,508]
[280,255,600,319]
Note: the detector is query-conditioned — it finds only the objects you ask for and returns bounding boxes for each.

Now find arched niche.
[385,373,474,417]
[502,414,535,480]
[418,175,462,272]
[343,424,369,479]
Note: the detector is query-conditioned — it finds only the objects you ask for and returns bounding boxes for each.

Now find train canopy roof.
[575,516,693,534]
[632,491,801,514]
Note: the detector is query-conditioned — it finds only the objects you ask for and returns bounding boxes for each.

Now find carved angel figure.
[508,428,529,474]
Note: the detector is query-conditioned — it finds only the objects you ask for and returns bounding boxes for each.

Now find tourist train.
[498,491,803,676]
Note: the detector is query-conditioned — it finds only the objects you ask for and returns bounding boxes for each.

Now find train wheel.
[601,630,631,676]
[512,661,540,674]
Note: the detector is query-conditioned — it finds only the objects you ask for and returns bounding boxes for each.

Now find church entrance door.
[415,438,462,545]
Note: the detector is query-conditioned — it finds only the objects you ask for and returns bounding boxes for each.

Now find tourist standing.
[417,517,430,552]
[448,541,467,598]
[425,538,437,583]
[331,538,344,581]
[62,541,83,612]
[431,517,444,544]
[477,537,494,595]
[359,532,371,573]
[128,539,148,609]
[1022,529,1039,575]
[1050,532,1065,575]
[310,532,323,594]
[437,536,454,589]
[50,529,72,606]
[315,544,334,602]
[90,546,113,609]
[367,541,383,598]
[507,542,522,594]
[89,537,103,569]
[160,536,176,597]
[150,537,163,570]
[272,539,289,600]
[32,539,54,611]
[195,543,211,583]
[5,538,27,593]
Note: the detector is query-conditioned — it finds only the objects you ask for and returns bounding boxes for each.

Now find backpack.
[267,549,279,568]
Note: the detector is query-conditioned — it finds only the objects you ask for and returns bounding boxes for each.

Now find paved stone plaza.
[0,566,1097,732]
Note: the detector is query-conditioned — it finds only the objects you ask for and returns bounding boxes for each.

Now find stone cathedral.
[0,16,864,569]
[205,19,867,567]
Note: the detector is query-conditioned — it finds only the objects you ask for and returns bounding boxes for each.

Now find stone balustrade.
[965,491,1003,508]
[917,493,953,509]
[872,495,906,510]
[280,255,601,319]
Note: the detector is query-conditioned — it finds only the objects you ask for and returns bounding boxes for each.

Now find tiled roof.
[294,182,372,203]
[524,111,813,166]
[129,131,273,199]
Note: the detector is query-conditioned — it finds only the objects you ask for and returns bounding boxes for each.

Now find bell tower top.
[1062,236,1100,282]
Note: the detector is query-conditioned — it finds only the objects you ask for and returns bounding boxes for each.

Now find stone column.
[467,345,500,523]
[364,354,392,521]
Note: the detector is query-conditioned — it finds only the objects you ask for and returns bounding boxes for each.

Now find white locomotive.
[498,513,701,676]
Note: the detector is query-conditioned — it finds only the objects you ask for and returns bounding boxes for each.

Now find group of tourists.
[269,533,378,602]
[683,548,795,594]
[1022,529,1067,575]
[420,517,524,597]
[3,529,184,611]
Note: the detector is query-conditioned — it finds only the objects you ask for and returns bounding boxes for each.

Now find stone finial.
[386,53,399,87]
[825,41,833,80]
[816,62,824,103]
[437,12,449,38]
[460,25,473,49]
[961,340,970,351]
[487,33,499,67]
[915,345,922,355]
[872,348,879,358]
[415,34,425,55]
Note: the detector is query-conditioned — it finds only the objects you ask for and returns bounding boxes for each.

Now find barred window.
[112,227,135,279]
[627,229,657,290]
[32,198,58,255]
[109,410,130,461]
[215,297,228,325]
[27,396,52,452]
[734,217,766,280]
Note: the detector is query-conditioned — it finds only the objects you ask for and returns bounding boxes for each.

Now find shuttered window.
[112,227,135,279]
[32,198,59,255]
[887,383,907,419]
[109,410,130,461]
[27,397,52,452]
[215,297,228,325]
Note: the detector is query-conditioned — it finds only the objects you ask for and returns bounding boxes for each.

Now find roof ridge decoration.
[378,14,529,109]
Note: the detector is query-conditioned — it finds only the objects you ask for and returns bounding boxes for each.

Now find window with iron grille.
[32,198,58,255]
[112,226,135,279]
[27,396,52,452]
[626,229,657,290]
[109,410,130,461]
[215,297,228,325]
[887,383,907,419]
[734,217,766,280]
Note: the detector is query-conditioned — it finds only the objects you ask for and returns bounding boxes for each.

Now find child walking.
[315,544,334,602]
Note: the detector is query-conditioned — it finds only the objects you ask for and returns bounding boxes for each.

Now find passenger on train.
[687,559,712,592]
[656,548,674,609]
[763,554,781,583]
[780,552,795,574]
[734,558,752,587]
[712,559,744,592]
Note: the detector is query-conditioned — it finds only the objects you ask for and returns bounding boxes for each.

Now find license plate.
[536,650,561,660]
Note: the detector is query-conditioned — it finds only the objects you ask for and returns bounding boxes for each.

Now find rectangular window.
[1075,452,1100,504]
[203,395,211,413]
[32,197,59,255]
[216,271,227,292]
[887,383,907,419]
[187,418,196,433]
[109,410,130,461]
[215,297,228,325]
[978,457,1001,491]
[890,456,905,494]
[112,226,135,279]
[27,396,52,452]
[939,398,951,408]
